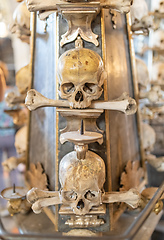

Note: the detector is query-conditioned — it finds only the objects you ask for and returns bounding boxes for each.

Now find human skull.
[151,62,164,84]
[16,64,31,94]
[59,151,105,215]
[136,58,149,89]
[152,0,164,14]
[15,125,27,156]
[58,48,106,109]
[130,0,153,32]
[151,30,164,49]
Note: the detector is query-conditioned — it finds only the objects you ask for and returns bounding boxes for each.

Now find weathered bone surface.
[140,107,155,120]
[10,2,31,44]
[25,89,137,114]
[151,30,164,50]
[102,189,141,209]
[5,91,26,107]
[136,58,149,89]
[4,108,28,126]
[139,86,164,104]
[145,154,164,172]
[2,156,26,172]
[58,47,106,108]
[141,122,156,153]
[130,0,153,33]
[152,0,164,14]
[16,64,31,94]
[26,163,48,190]
[141,187,164,200]
[25,0,133,13]
[151,62,164,85]
[120,160,144,191]
[27,151,141,215]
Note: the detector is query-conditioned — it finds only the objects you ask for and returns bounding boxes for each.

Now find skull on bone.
[151,30,164,50]
[59,151,105,215]
[15,125,27,156]
[58,47,106,109]
[130,0,153,33]
[152,0,164,14]
[10,2,31,44]
[151,62,164,85]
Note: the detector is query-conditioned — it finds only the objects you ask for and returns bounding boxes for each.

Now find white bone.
[102,188,141,208]
[136,58,149,88]
[27,188,61,214]
[25,0,132,13]
[2,156,26,172]
[5,91,26,107]
[25,89,137,115]
[141,123,156,153]
[152,0,164,14]
[10,2,31,44]
[27,187,59,203]
[145,154,164,172]
[151,62,164,85]
[32,197,62,214]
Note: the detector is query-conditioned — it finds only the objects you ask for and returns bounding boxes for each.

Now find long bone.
[25,89,137,115]
[5,91,26,107]
[27,187,141,214]
[25,0,133,14]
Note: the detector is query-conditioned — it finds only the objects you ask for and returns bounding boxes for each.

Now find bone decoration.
[4,108,28,126]
[136,58,150,89]
[145,154,164,172]
[151,30,164,50]
[10,1,31,44]
[25,0,133,13]
[151,62,164,85]
[5,91,26,107]
[130,0,154,34]
[2,126,27,172]
[25,89,136,115]
[139,86,164,104]
[58,45,106,108]
[16,64,31,94]
[152,0,164,14]
[120,160,144,191]
[141,122,156,153]
[27,151,141,215]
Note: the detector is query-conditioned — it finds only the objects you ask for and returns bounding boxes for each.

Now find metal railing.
[0,181,164,240]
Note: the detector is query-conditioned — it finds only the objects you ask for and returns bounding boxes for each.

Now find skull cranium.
[58,48,106,109]
[151,30,164,49]
[152,0,164,14]
[59,151,105,215]
[152,62,164,84]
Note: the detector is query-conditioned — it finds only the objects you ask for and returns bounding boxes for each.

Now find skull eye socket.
[62,83,75,94]
[83,83,97,94]
[84,190,98,201]
[63,191,77,201]
[160,39,164,44]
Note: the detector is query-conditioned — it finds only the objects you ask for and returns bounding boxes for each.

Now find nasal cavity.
[75,91,83,102]
[77,199,84,210]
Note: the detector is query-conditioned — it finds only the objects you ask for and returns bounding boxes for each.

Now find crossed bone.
[25,89,137,115]
[27,187,141,214]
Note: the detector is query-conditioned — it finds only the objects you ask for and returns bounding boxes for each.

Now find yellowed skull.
[59,151,105,215]
[58,48,106,109]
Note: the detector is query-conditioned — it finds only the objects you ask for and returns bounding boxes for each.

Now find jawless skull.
[58,48,106,109]
[59,151,105,215]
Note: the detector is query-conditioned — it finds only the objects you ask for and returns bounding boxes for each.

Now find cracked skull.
[58,48,106,109]
[59,151,105,215]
